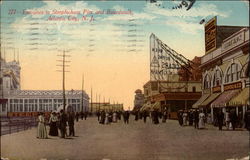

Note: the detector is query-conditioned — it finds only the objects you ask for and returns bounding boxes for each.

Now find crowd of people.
[131,109,169,124]
[177,108,250,131]
[215,109,250,131]
[177,109,205,129]
[37,109,89,139]
[96,110,130,124]
[36,107,250,139]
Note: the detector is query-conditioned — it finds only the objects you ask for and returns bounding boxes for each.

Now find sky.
[0,0,249,110]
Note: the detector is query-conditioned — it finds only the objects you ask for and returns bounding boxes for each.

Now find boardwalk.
[1,117,249,160]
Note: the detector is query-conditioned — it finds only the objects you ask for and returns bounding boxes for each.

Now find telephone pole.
[99,94,101,112]
[90,87,93,113]
[81,74,84,112]
[56,50,71,111]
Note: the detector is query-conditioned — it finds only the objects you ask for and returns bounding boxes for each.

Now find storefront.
[199,24,249,123]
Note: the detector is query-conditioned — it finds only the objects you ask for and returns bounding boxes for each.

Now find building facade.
[90,102,124,113]
[133,89,144,111]
[4,90,89,117]
[142,34,202,119]
[195,22,249,122]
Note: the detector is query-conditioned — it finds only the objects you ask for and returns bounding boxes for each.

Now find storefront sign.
[205,17,217,54]
[222,31,245,53]
[212,86,221,93]
[224,82,242,91]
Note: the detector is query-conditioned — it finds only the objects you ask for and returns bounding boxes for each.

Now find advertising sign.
[205,16,217,54]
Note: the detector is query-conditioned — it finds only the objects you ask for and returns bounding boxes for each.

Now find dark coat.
[59,112,68,129]
[68,113,75,125]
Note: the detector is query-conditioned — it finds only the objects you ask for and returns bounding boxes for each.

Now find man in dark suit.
[229,110,238,130]
[244,109,250,130]
[59,109,68,138]
[194,109,199,129]
[217,109,224,131]
[123,111,130,124]
[68,111,75,136]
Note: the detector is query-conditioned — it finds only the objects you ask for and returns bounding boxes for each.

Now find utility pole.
[109,98,110,111]
[96,92,98,113]
[90,87,93,113]
[103,96,105,111]
[99,94,101,112]
[0,48,3,99]
[81,74,84,112]
[56,50,71,111]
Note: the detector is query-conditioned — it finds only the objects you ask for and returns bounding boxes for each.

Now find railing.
[0,117,37,136]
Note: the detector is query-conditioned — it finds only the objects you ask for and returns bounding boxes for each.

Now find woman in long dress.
[105,112,109,124]
[182,111,188,126]
[113,112,117,123]
[49,112,59,136]
[37,112,48,139]
[198,111,205,129]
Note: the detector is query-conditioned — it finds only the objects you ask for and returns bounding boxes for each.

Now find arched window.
[213,69,222,87]
[225,63,241,83]
[203,74,210,89]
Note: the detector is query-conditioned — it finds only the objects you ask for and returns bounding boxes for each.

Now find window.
[2,104,6,112]
[203,74,210,89]
[151,82,158,91]
[225,63,241,83]
[213,69,222,87]
[192,86,196,92]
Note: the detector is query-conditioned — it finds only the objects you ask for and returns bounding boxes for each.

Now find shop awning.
[228,88,249,106]
[152,101,161,109]
[211,89,241,108]
[192,93,210,108]
[140,103,151,111]
[199,93,221,108]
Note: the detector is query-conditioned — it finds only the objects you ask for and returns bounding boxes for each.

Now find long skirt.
[105,116,109,124]
[198,119,205,129]
[113,115,117,123]
[49,122,58,136]
[37,123,48,139]
[183,117,187,126]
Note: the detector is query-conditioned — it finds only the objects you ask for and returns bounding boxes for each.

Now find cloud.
[103,12,155,21]
[113,5,126,11]
[143,2,230,35]
[145,2,230,18]
[165,18,203,34]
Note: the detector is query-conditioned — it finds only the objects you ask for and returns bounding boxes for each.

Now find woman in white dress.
[113,112,117,123]
[182,111,188,126]
[105,112,109,124]
[198,111,205,129]
[37,112,48,139]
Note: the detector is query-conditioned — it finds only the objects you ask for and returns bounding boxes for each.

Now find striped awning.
[228,88,249,106]
[199,93,221,107]
[211,89,241,108]
[192,93,210,108]
[152,101,161,109]
[140,103,151,111]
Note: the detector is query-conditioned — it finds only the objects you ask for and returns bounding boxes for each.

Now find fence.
[0,117,37,136]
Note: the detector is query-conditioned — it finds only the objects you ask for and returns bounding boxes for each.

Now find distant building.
[141,34,202,119]
[0,58,20,96]
[133,89,144,111]
[90,102,124,113]
[0,53,90,117]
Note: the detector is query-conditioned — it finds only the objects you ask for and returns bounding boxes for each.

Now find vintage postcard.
[0,0,249,160]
